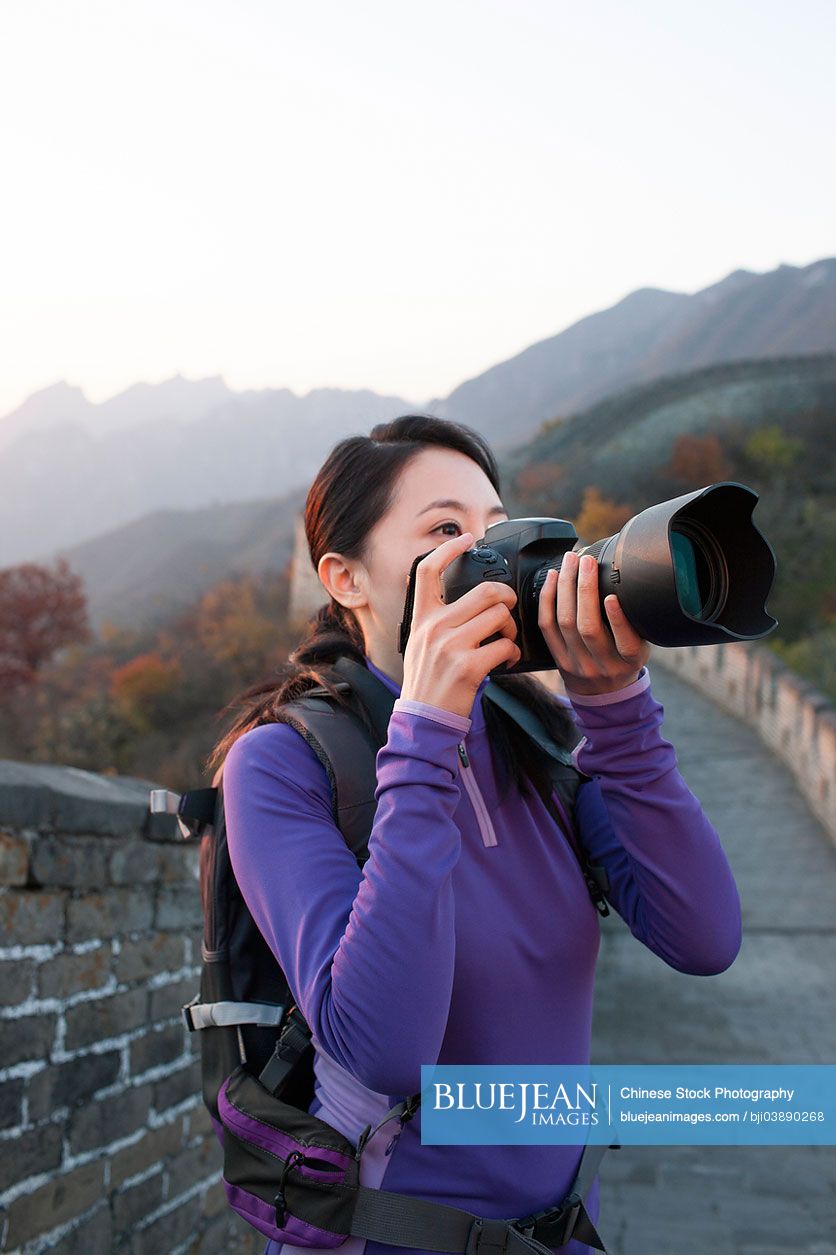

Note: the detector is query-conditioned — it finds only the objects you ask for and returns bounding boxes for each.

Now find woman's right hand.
[400,531,521,719]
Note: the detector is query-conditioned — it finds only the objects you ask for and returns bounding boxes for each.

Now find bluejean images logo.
[420,1065,836,1146]
[433,1079,602,1126]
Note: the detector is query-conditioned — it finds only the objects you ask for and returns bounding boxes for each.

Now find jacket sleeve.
[558,666,743,976]
[221,697,471,1098]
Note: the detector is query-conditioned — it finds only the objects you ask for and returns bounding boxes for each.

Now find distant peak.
[31,380,88,401]
[623,285,681,298]
[610,285,687,312]
[723,267,756,281]
[1,379,92,425]
[158,372,229,389]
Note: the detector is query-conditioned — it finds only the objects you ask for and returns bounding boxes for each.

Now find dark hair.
[204,413,578,807]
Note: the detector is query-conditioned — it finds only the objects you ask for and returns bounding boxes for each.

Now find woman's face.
[320,445,509,678]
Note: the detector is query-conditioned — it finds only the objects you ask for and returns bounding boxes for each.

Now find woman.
[210,413,742,1255]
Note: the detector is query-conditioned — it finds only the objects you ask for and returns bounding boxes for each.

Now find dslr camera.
[397,481,777,676]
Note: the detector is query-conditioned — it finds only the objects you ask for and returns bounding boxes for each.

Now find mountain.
[48,483,308,630]
[55,354,836,630]
[501,353,836,518]
[4,256,836,568]
[430,258,836,446]
[0,382,417,566]
[0,374,233,453]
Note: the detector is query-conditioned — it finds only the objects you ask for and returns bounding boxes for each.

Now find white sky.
[1,0,834,417]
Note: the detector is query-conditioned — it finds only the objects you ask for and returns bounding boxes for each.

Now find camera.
[397,481,778,676]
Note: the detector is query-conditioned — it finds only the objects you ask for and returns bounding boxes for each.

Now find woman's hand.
[401,531,521,719]
[538,551,652,696]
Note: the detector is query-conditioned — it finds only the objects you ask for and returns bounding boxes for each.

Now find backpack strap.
[268,653,407,855]
[255,662,399,1095]
[332,653,398,745]
[272,691,380,861]
[277,1132,616,1252]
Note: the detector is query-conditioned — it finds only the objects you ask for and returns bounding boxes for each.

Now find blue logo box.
[419,1064,836,1145]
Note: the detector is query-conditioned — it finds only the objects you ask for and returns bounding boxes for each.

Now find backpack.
[150,653,617,1253]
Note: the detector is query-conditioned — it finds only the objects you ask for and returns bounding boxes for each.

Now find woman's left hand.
[538,551,653,696]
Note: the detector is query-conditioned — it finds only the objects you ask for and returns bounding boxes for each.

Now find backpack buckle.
[513,1191,583,1247]
[513,1218,536,1240]
[182,995,201,1031]
[259,1004,313,1094]
[464,1217,513,1254]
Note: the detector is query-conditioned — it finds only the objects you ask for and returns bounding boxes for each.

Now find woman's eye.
[433,522,461,536]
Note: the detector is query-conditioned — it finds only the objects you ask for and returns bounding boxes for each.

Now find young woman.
[209,414,742,1255]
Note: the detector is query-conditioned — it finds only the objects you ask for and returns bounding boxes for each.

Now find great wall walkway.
[591,662,836,1254]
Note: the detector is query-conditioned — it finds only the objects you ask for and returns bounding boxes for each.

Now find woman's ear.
[317,552,368,610]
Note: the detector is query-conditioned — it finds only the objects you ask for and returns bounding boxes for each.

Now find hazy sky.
[1,0,834,417]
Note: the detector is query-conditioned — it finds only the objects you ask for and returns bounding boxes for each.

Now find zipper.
[457,742,498,848]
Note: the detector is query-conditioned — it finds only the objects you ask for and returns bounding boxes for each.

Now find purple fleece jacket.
[222,656,742,1255]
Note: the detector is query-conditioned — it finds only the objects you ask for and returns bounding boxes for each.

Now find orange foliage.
[573,486,634,543]
[111,652,182,726]
[196,577,280,681]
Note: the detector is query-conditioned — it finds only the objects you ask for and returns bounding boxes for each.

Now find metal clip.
[399,1092,421,1124]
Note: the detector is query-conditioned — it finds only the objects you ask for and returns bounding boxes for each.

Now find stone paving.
[589,663,836,1254]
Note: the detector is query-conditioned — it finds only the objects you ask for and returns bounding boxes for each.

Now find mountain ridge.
[54,353,836,630]
[4,256,836,567]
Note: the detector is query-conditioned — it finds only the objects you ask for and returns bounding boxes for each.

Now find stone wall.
[0,763,260,1254]
[645,640,836,843]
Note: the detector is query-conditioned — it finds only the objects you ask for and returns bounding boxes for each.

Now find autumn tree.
[110,652,184,733]
[666,433,732,486]
[573,486,634,544]
[195,575,282,684]
[0,558,90,693]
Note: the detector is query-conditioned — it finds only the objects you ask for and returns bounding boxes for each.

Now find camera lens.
[670,522,727,622]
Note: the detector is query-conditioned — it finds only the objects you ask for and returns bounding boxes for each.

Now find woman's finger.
[411,531,474,620]
[538,566,572,669]
[603,595,649,667]
[555,551,588,661]
[574,554,614,669]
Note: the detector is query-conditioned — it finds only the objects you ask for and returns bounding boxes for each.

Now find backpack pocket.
[218,1064,359,1246]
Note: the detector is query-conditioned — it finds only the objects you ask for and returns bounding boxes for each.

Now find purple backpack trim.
[217,1070,357,1247]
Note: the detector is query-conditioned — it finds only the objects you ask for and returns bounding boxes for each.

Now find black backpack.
[150,653,616,1253]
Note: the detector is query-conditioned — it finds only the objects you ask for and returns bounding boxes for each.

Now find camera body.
[436,517,585,675]
[398,516,598,676]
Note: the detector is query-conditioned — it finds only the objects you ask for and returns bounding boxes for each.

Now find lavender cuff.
[392,697,473,735]
[564,665,651,706]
